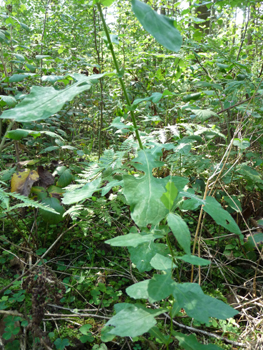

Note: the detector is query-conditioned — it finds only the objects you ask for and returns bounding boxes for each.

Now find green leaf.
[54,338,70,350]
[167,213,191,255]
[105,233,162,247]
[129,242,169,272]
[105,303,163,337]
[173,332,223,350]
[178,255,211,266]
[160,181,178,211]
[0,74,104,122]
[203,197,242,236]
[149,327,172,346]
[131,0,182,52]
[79,324,92,335]
[0,95,16,107]
[148,273,175,302]
[5,129,29,140]
[9,74,31,83]
[133,92,163,106]
[190,109,219,121]
[123,148,169,227]
[173,283,238,324]
[56,167,73,188]
[101,180,123,196]
[183,93,202,102]
[100,0,115,6]
[101,326,116,342]
[126,280,150,299]
[62,178,101,205]
[150,253,176,270]
[233,138,250,150]
[39,197,65,224]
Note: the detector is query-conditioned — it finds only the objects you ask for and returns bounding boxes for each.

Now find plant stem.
[97,3,143,150]
[0,120,15,154]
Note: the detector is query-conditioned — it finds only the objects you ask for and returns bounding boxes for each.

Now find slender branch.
[97,4,143,149]
[217,93,260,115]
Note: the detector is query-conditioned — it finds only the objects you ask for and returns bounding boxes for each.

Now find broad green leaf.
[236,164,263,188]
[133,92,163,106]
[79,324,92,335]
[233,138,250,150]
[203,197,242,236]
[148,273,175,302]
[131,0,182,52]
[9,74,32,83]
[101,0,115,5]
[173,283,238,324]
[5,129,63,141]
[39,197,65,224]
[100,326,116,342]
[129,242,168,272]
[123,148,169,227]
[160,181,178,211]
[173,332,223,350]
[245,233,263,250]
[106,303,163,337]
[183,93,202,102]
[0,74,104,122]
[35,55,51,59]
[54,338,70,350]
[42,75,65,83]
[56,167,73,188]
[6,129,29,140]
[62,178,101,205]
[106,233,162,247]
[0,95,16,107]
[224,196,241,213]
[126,280,150,299]
[178,255,211,266]
[167,213,191,255]
[191,109,219,121]
[13,53,25,61]
[150,253,176,270]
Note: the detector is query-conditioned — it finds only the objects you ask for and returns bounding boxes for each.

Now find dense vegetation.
[0,0,263,349]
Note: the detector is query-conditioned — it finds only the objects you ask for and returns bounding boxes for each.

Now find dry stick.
[216,93,260,115]
[0,222,79,296]
[190,180,209,283]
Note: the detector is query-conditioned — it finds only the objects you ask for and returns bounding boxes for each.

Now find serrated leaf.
[123,148,169,227]
[191,109,219,121]
[167,213,191,255]
[132,0,182,52]
[62,178,101,205]
[0,74,104,122]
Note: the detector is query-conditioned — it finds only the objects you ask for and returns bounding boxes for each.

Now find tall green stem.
[97,3,143,150]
